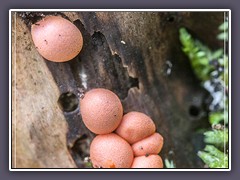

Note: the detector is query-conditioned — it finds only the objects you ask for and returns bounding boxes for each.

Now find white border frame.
[9,9,231,171]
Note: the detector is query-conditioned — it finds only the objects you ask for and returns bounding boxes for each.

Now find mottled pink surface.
[80,88,123,134]
[116,112,156,144]
[31,16,83,62]
[90,133,134,168]
[131,155,163,168]
[132,133,164,156]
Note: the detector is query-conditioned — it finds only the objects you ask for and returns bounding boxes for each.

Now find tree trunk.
[12,11,224,168]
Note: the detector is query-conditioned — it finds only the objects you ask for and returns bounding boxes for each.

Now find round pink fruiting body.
[90,133,134,168]
[131,155,163,168]
[80,88,123,134]
[115,111,156,144]
[31,16,83,62]
[132,132,164,157]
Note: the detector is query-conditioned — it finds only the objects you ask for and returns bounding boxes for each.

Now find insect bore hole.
[188,105,200,117]
[58,92,79,112]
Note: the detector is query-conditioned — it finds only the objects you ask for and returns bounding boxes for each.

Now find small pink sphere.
[31,16,83,62]
[115,111,156,144]
[132,133,164,156]
[131,155,163,168]
[90,133,134,168]
[80,88,123,134]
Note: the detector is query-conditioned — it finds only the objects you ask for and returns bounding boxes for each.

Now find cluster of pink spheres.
[31,16,164,168]
[80,88,164,168]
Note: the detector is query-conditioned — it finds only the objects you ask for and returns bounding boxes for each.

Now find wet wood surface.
[12,11,223,168]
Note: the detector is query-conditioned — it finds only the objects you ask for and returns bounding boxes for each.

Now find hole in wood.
[129,76,139,89]
[58,92,79,112]
[70,134,92,168]
[188,105,200,117]
[167,16,175,22]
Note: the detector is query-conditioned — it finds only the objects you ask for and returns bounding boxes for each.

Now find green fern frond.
[209,111,224,125]
[217,21,229,41]
[164,159,176,168]
[218,21,228,31]
[198,145,228,168]
[179,21,229,169]
[204,129,228,148]
[179,28,215,81]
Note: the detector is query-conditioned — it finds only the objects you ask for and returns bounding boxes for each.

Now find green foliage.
[204,129,228,148]
[209,111,228,125]
[179,20,229,169]
[179,28,214,81]
[219,21,228,31]
[217,22,228,41]
[198,145,228,168]
[223,55,229,86]
[85,162,93,168]
[179,28,226,82]
[164,159,176,168]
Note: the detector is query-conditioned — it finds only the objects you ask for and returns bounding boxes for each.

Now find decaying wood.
[12,11,224,168]
[11,14,76,168]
